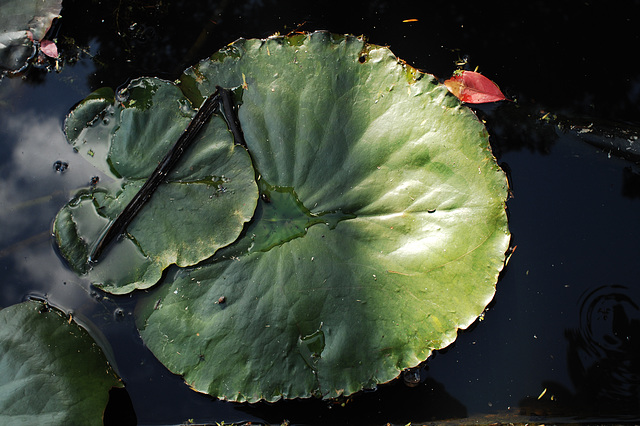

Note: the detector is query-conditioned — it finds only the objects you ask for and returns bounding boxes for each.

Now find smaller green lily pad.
[53,77,259,294]
[0,300,122,425]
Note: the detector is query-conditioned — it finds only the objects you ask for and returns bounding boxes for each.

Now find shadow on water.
[520,284,640,419]
[25,0,640,125]
[622,166,640,198]
[476,101,640,207]
[239,376,467,425]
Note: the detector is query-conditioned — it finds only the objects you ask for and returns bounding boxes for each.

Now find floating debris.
[53,160,68,173]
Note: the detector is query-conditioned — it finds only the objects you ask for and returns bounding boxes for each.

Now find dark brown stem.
[217,86,247,148]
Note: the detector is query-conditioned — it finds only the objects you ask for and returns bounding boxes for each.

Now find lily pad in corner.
[135,32,511,402]
[0,0,62,72]
[53,77,258,294]
[0,300,122,425]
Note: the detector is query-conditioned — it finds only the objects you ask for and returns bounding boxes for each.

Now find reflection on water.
[0,106,108,307]
[568,285,640,415]
[521,284,640,418]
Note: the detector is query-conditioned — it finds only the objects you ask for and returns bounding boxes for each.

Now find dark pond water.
[2,1,640,424]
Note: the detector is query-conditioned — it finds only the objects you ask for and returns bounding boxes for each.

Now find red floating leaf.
[444,71,506,104]
[40,40,58,58]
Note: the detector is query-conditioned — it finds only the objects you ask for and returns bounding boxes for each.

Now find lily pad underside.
[127,32,512,402]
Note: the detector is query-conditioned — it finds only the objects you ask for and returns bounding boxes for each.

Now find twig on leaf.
[89,86,244,263]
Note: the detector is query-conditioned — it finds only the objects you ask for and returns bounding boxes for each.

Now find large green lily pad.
[0,300,122,425]
[53,77,258,294]
[134,32,511,402]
